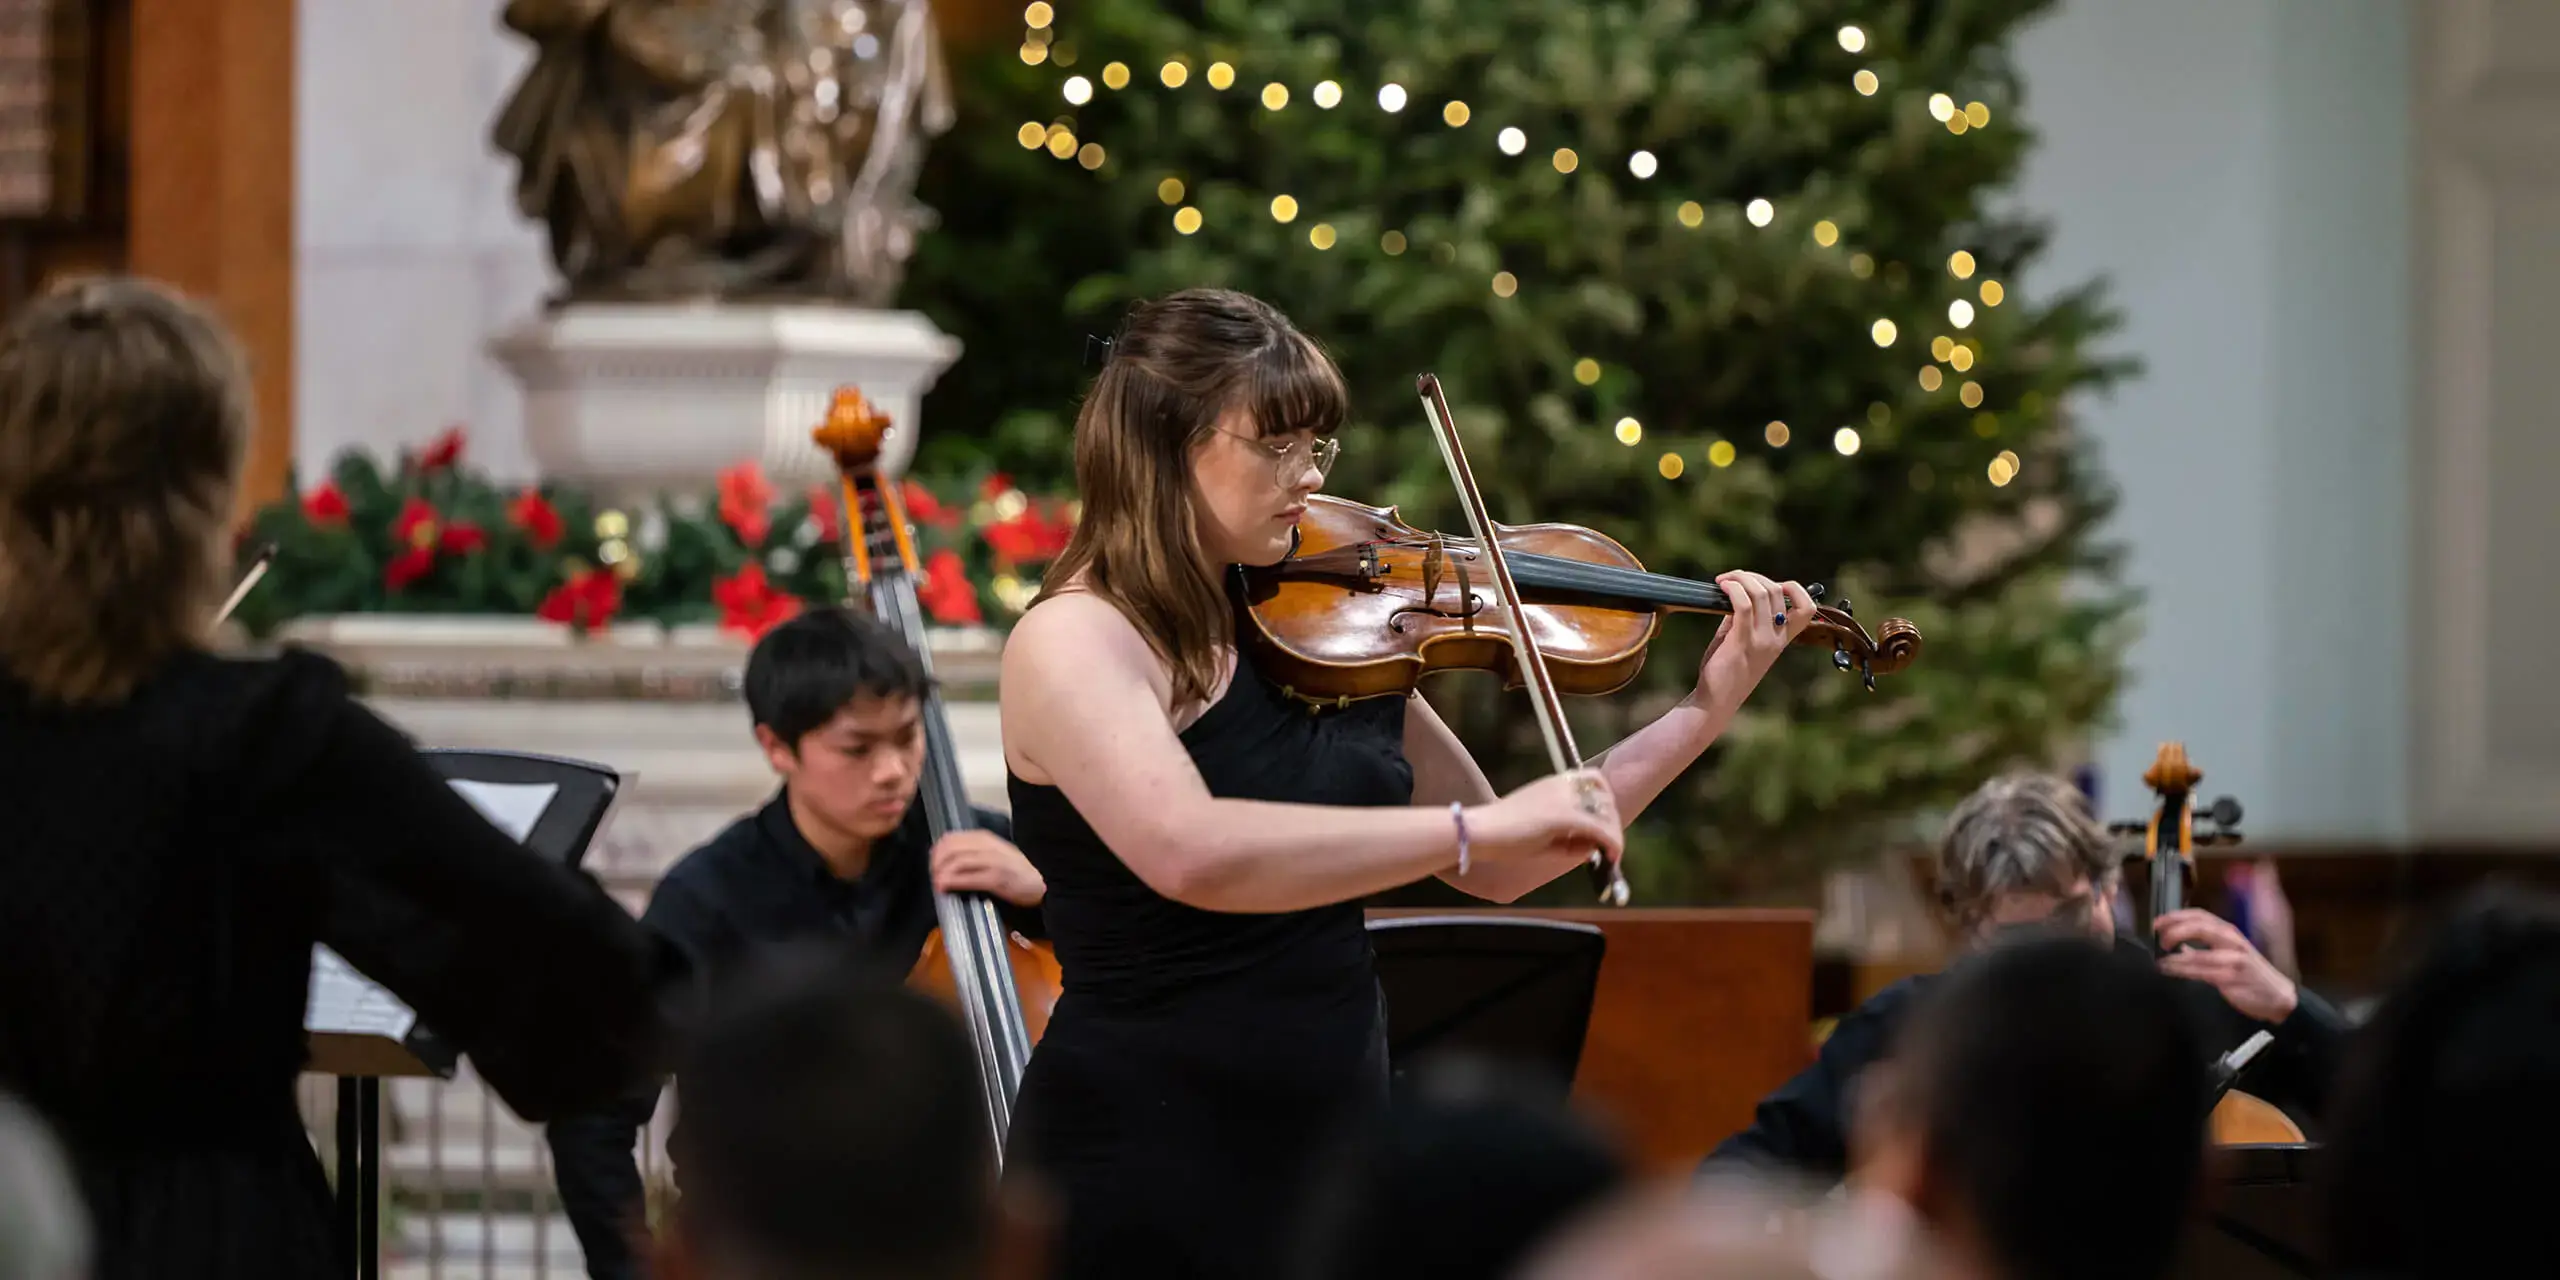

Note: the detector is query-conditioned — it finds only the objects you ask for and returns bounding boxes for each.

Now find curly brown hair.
[0,275,251,704]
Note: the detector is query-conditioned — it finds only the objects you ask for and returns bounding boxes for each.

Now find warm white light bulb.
[1498,127,1526,155]
[1628,150,1658,179]
[1378,83,1407,112]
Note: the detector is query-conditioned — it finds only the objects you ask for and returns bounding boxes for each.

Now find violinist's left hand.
[2155,908,2298,1023]
[931,830,1047,908]
[1695,572,1819,711]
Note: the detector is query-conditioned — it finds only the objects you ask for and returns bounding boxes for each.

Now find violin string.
[1366,537,1730,612]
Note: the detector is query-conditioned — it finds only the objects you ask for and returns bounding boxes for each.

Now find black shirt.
[1701,936,2353,1183]
[546,790,1037,1280]
[0,649,671,1280]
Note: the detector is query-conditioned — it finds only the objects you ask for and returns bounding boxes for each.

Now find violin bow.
[214,542,277,627]
[1416,374,1631,907]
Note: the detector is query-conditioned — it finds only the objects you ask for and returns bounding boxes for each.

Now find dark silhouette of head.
[1287,1055,1629,1280]
[656,946,998,1280]
[2324,887,2560,1278]
[1853,930,2211,1280]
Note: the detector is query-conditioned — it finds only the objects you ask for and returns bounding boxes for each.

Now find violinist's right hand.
[1468,768,1624,867]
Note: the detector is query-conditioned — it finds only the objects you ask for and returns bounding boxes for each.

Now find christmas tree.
[904,0,2138,900]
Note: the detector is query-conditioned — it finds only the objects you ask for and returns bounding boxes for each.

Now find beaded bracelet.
[1450,801,1471,875]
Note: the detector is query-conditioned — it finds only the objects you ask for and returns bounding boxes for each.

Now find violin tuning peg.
[1836,597,1853,617]
[1832,647,1853,673]
[2204,797,2243,827]
[2106,821,2147,836]
[1861,663,1877,693]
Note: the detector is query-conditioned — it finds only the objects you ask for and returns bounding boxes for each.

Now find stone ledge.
[254,615,1002,701]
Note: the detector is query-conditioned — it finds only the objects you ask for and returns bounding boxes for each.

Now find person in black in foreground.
[2322,888,2560,1279]
[546,606,1048,1280]
[645,944,1051,1280]
[1843,932,2214,1280]
[0,277,677,1279]
[1705,772,2350,1182]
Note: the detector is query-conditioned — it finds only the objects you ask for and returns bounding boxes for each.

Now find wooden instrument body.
[2210,1090,2307,1145]
[1237,495,1661,703]
[1235,494,1920,707]
[909,928,1062,1042]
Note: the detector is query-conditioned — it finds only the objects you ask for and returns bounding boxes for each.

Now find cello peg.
[1832,647,1853,672]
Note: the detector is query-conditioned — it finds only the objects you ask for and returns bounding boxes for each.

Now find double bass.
[2117,742,2305,1146]
[1236,373,1924,903]
[811,389,1062,1154]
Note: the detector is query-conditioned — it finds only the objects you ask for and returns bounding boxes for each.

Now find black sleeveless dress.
[1005,651,1413,1280]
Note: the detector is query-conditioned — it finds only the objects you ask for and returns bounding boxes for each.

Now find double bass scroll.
[810,389,1061,1157]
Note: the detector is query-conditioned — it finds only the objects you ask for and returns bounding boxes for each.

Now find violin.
[2116,743,2304,1146]
[1238,374,1921,904]
[1235,496,1923,703]
[812,389,1062,1153]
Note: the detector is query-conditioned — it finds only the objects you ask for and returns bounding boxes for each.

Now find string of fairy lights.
[1012,6,2028,492]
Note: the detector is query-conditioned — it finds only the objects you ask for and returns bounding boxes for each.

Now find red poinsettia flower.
[804,484,842,545]
[536,567,623,632]
[440,522,487,555]
[985,503,1074,565]
[384,547,435,592]
[510,489,564,549]
[718,461,775,547]
[382,497,445,591]
[712,563,804,641]
[303,482,350,527]
[391,496,440,550]
[902,479,958,528]
[416,426,466,472]
[918,548,982,625]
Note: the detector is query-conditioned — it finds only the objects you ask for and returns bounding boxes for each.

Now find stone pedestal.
[489,304,962,499]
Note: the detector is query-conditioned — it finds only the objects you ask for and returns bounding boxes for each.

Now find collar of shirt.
[755,787,926,900]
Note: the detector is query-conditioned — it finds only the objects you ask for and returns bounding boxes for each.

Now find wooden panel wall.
[126,0,293,516]
[1370,907,1815,1174]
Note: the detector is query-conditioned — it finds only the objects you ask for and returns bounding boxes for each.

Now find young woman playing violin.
[998,287,1820,1279]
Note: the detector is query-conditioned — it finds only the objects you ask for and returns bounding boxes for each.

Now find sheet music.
[305,945,419,1039]
[447,780,559,845]
[303,778,559,1039]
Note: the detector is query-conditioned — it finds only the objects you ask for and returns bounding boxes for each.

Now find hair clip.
[1084,333,1115,368]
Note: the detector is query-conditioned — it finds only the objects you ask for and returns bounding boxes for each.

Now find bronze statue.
[491,0,953,305]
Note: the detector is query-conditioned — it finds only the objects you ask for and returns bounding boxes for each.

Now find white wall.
[295,2,548,485]
[2007,0,2411,840]
[292,1,2421,841]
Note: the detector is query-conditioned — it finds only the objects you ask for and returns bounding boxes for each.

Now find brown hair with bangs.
[1043,288,1346,709]
[0,275,253,704]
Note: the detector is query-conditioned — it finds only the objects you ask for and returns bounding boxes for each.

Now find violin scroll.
[1803,604,1922,691]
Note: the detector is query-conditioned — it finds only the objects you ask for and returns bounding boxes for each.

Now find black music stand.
[1367,916,1606,1099]
[310,750,622,1280]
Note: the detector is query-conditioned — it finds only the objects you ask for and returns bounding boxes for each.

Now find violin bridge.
[1422,535,1445,604]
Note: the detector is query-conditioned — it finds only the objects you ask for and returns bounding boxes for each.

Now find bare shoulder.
[1002,590,1173,781]
[1002,590,1157,679]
